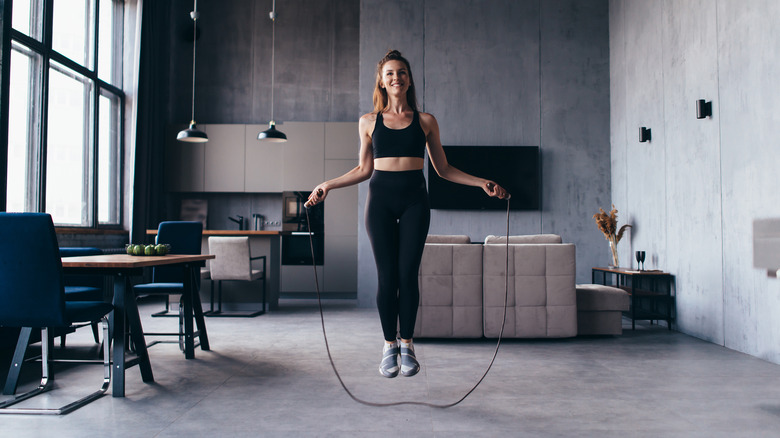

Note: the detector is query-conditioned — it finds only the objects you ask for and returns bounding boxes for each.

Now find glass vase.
[608,237,619,268]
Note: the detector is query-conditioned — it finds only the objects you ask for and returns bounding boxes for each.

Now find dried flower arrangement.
[593,204,632,267]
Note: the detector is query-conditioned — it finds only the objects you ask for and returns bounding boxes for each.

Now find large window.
[7,0,124,227]
[7,44,40,213]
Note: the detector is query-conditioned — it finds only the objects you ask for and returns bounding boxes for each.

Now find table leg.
[667,278,673,330]
[124,279,154,382]
[112,274,127,397]
[269,234,280,310]
[631,283,636,330]
[112,274,154,397]
[182,266,195,359]
[191,270,210,351]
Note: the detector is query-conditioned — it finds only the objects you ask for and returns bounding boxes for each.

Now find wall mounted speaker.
[696,99,712,119]
[639,127,651,143]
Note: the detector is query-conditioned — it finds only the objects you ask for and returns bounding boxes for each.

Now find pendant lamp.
[258,0,287,142]
[177,0,208,143]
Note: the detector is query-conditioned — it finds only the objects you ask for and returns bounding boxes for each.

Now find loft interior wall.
[610,0,780,363]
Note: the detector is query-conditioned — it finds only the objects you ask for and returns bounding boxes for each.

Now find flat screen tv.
[428,146,540,210]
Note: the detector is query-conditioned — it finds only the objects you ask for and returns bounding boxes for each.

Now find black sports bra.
[371,111,427,159]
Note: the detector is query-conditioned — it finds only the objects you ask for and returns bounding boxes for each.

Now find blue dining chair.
[0,213,113,415]
[60,247,105,300]
[60,247,106,345]
[133,221,209,352]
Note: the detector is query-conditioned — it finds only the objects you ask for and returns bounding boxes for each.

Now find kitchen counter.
[146,229,287,236]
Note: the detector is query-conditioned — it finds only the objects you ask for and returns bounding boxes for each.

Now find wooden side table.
[591,267,675,330]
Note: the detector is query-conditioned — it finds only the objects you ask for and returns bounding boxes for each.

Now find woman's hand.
[305,185,328,208]
[484,181,511,200]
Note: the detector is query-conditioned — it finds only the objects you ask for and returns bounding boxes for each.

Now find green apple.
[133,244,144,256]
[144,245,155,256]
[155,244,168,255]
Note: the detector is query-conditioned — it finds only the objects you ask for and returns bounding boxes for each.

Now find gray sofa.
[416,234,577,339]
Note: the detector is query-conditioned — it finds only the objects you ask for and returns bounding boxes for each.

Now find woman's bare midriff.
[373,157,425,172]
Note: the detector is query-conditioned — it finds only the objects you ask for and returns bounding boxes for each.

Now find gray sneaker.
[379,341,399,378]
[400,342,420,377]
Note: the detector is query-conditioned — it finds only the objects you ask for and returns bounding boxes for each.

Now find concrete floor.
[2,299,780,437]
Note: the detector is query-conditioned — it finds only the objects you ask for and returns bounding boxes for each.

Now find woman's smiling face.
[380,60,410,96]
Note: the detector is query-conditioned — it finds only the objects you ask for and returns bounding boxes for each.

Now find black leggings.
[365,170,430,342]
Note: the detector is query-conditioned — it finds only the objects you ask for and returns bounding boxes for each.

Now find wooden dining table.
[60,253,215,397]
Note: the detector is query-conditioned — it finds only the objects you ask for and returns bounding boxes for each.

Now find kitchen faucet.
[228,215,244,230]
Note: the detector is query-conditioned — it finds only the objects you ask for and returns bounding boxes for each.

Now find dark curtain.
[130,1,170,245]
[0,0,13,211]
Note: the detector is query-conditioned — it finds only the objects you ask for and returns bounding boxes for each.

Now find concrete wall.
[358,0,611,307]
[610,0,780,363]
[167,0,360,124]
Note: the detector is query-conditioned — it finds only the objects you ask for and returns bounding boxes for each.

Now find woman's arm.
[422,113,510,199]
[306,115,375,207]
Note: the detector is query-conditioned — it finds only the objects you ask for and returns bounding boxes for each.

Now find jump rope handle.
[304,189,324,209]
[487,182,511,200]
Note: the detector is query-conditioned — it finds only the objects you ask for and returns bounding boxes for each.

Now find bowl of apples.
[126,243,171,256]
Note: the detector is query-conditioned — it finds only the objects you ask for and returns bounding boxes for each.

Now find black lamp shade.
[258,121,287,142]
[177,122,208,143]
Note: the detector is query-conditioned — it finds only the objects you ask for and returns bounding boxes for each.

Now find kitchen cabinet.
[323,159,358,236]
[325,122,359,159]
[245,124,284,192]
[165,124,205,192]
[323,159,358,293]
[246,122,326,192]
[204,124,245,192]
[281,265,324,293]
[280,122,325,191]
[324,235,357,292]
[277,127,359,294]
[168,122,349,194]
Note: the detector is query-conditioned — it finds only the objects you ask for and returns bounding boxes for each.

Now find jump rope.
[304,184,511,408]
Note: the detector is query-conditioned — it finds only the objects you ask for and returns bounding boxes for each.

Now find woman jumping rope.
[307,50,509,378]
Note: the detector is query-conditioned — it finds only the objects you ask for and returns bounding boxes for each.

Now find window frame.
[5,0,125,229]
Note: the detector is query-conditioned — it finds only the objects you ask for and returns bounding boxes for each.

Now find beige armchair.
[415,235,483,338]
[482,235,577,338]
[206,236,266,317]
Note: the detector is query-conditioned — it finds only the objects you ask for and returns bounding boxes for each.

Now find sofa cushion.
[426,234,471,244]
[576,284,630,311]
[484,234,562,244]
[417,240,483,338]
